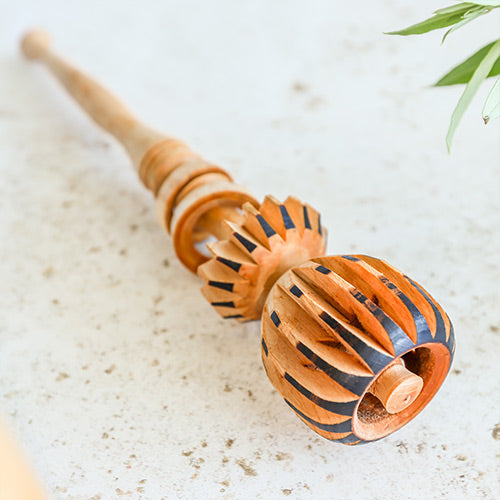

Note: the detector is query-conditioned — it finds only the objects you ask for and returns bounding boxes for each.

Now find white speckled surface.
[1,1,500,499]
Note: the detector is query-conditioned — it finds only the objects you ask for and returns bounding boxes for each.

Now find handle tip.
[21,29,51,59]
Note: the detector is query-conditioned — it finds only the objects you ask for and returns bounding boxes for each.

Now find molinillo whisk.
[21,29,455,445]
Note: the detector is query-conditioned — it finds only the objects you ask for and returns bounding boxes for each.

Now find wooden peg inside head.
[370,361,424,414]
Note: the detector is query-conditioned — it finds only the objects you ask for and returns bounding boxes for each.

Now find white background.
[1,1,499,499]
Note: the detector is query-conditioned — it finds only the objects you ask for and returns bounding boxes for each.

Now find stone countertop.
[1,1,499,499]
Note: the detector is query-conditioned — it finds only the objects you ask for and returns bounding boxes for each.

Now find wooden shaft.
[21,28,252,268]
[21,29,166,167]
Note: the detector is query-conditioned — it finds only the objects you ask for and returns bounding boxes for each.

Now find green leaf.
[442,7,491,43]
[447,40,500,150]
[434,2,476,15]
[385,4,475,35]
[469,0,500,6]
[482,76,500,123]
[435,40,500,85]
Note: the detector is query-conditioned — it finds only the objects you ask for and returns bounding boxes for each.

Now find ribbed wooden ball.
[198,195,327,320]
[261,255,455,445]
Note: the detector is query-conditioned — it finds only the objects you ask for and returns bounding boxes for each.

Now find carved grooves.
[198,195,327,321]
[261,255,455,445]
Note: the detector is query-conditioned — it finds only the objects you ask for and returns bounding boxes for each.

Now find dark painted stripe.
[270,311,281,327]
[315,265,331,275]
[256,214,276,238]
[350,290,415,356]
[303,205,311,229]
[289,285,303,298]
[211,301,235,308]
[297,342,372,396]
[216,256,241,272]
[339,255,430,351]
[208,281,234,292]
[280,205,295,230]
[341,255,360,262]
[404,276,451,347]
[318,213,323,235]
[336,433,364,444]
[224,314,243,319]
[284,372,357,416]
[285,400,352,433]
[261,338,269,356]
[319,311,392,373]
[448,323,456,355]
[378,275,431,345]
[233,232,257,253]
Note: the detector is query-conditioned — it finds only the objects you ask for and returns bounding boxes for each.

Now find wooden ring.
[146,147,198,194]
[155,159,232,233]
[138,138,186,185]
[139,138,203,193]
[171,181,259,272]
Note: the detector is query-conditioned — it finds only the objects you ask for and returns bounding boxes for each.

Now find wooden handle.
[21,29,258,272]
[21,29,165,167]
[0,419,47,500]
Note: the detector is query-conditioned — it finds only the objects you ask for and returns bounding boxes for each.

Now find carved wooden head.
[261,255,455,444]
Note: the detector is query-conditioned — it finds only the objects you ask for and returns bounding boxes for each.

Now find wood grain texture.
[261,255,455,444]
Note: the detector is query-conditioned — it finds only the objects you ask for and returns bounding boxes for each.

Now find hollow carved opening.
[352,343,451,442]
